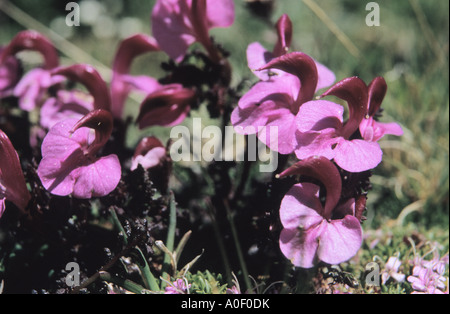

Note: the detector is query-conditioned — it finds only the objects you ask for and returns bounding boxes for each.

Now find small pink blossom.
[37,110,121,199]
[164,278,191,294]
[0,30,60,111]
[277,157,363,268]
[381,255,405,285]
[131,136,166,171]
[359,77,403,142]
[0,46,21,98]
[152,0,235,62]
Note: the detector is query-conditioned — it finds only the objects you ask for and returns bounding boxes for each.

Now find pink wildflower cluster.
[408,248,449,294]
[230,14,402,268]
[0,0,406,293]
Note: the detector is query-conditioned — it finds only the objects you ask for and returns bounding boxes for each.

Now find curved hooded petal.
[137,84,196,128]
[0,129,31,212]
[317,215,363,265]
[131,136,166,171]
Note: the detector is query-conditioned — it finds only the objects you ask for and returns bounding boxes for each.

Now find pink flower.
[407,248,449,294]
[231,52,327,154]
[131,136,166,171]
[136,84,196,128]
[0,129,31,218]
[231,15,335,155]
[277,156,363,268]
[295,77,384,172]
[13,68,64,112]
[110,34,161,119]
[0,30,60,111]
[39,64,111,129]
[164,278,191,294]
[359,77,403,142]
[246,14,335,89]
[152,0,235,63]
[0,46,21,98]
[37,110,121,199]
[381,255,405,285]
[40,90,93,130]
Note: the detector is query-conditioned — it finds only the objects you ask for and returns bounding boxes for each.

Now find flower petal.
[317,215,362,265]
[72,154,121,199]
[333,139,383,172]
[279,183,324,230]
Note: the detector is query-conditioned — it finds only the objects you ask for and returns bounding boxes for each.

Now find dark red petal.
[273,14,293,57]
[321,76,368,139]
[137,85,196,128]
[0,129,31,212]
[112,34,160,75]
[258,52,318,111]
[277,156,342,219]
[52,64,111,111]
[133,136,165,159]
[0,30,59,69]
[367,76,387,117]
[71,109,113,155]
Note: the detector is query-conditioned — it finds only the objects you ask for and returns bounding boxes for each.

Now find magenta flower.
[231,52,327,154]
[358,77,403,142]
[246,14,335,89]
[37,109,121,199]
[110,34,161,119]
[295,77,385,172]
[131,136,166,171]
[277,156,362,268]
[152,0,235,63]
[39,64,111,129]
[164,278,191,294]
[0,129,31,218]
[381,255,405,285]
[0,30,61,111]
[407,248,449,294]
[136,83,196,128]
[0,46,21,98]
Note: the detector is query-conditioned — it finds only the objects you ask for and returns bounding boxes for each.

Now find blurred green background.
[1,0,448,230]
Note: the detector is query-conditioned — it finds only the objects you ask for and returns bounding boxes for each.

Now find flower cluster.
[407,247,449,294]
[0,0,407,293]
[230,13,402,268]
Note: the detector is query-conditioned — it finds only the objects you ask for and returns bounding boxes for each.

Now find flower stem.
[223,198,253,292]
[160,191,178,288]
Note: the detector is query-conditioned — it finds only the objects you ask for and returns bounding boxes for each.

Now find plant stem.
[160,191,178,288]
[223,198,253,292]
